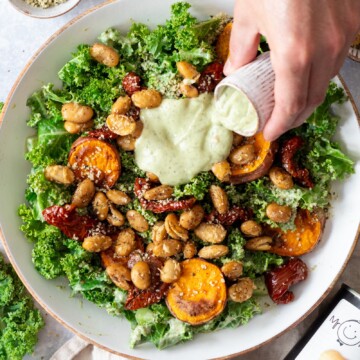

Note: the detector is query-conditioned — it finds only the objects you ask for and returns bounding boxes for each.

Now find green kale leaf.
[0,253,44,360]
[173,171,216,200]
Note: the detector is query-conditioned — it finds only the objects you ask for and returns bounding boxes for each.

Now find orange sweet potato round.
[166,258,227,325]
[216,22,232,63]
[269,209,325,257]
[68,137,121,188]
[229,132,278,184]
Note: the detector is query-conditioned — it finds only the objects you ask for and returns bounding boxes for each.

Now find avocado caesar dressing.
[216,86,258,135]
[135,93,233,185]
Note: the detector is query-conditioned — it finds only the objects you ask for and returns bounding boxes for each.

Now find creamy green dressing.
[216,86,258,135]
[135,93,233,185]
[135,89,259,186]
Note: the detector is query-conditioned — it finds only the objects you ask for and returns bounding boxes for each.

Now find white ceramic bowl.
[0,1,360,359]
[9,0,81,19]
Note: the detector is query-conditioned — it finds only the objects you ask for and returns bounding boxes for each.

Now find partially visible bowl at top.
[9,0,81,19]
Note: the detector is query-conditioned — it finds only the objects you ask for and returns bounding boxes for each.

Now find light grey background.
[0,1,359,359]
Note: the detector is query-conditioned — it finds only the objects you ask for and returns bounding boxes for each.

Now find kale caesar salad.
[18,2,355,349]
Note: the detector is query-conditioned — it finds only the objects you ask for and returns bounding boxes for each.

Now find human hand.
[224,0,360,141]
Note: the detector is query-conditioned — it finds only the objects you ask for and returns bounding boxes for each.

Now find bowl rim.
[0,0,359,358]
[8,0,82,19]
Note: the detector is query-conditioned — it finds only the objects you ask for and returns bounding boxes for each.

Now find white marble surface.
[0,1,359,359]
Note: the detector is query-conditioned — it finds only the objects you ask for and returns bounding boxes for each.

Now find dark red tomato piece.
[265,257,308,304]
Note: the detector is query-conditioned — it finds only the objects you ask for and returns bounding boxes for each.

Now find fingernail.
[263,129,276,142]
[223,58,234,76]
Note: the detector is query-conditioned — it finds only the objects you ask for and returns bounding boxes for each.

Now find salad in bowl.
[16,1,355,352]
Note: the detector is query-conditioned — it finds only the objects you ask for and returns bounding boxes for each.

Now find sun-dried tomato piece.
[198,62,224,93]
[280,136,314,188]
[134,178,196,214]
[42,204,98,240]
[122,72,142,96]
[88,125,119,140]
[264,257,308,304]
[125,252,169,310]
[125,282,170,310]
[205,206,253,226]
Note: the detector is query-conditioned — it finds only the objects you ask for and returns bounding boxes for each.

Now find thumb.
[224,21,260,76]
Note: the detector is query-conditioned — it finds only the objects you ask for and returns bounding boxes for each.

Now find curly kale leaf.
[0,253,44,360]
[196,298,261,332]
[242,251,284,278]
[99,2,226,97]
[291,82,354,183]
[174,171,216,200]
[60,240,126,316]
[25,170,72,220]
[58,45,126,113]
[18,204,67,279]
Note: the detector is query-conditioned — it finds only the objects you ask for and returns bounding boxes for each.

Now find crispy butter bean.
[179,204,204,230]
[194,223,227,244]
[266,203,292,223]
[143,185,174,201]
[160,259,181,283]
[111,96,132,115]
[131,261,151,290]
[93,192,109,221]
[106,114,136,136]
[146,172,159,183]
[176,61,200,80]
[198,245,229,259]
[151,221,167,243]
[245,236,273,251]
[165,213,188,241]
[107,205,125,227]
[131,89,162,109]
[269,167,294,190]
[64,120,94,134]
[212,160,231,182]
[146,242,155,254]
[117,135,136,151]
[229,144,256,165]
[90,43,120,67]
[126,210,149,233]
[72,179,95,208]
[106,263,131,290]
[82,235,112,252]
[240,220,262,237]
[183,242,197,259]
[106,189,131,205]
[61,103,93,124]
[152,239,182,257]
[228,278,256,303]
[221,261,243,280]
[209,185,229,215]
[114,228,136,256]
[44,165,75,185]
[179,83,199,98]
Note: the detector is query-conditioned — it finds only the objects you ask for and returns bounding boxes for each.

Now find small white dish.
[8,0,81,19]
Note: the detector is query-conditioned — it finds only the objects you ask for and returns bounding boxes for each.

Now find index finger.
[263,52,311,141]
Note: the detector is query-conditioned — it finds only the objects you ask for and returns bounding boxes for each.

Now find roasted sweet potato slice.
[216,22,232,63]
[229,132,278,184]
[166,258,227,325]
[269,209,325,257]
[68,137,121,188]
